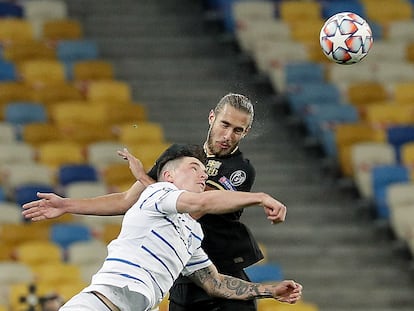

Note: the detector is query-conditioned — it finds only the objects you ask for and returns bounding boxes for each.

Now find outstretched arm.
[22,148,155,221]
[188,265,302,303]
[177,190,286,224]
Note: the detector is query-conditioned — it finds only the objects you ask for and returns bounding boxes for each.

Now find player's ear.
[208,110,215,125]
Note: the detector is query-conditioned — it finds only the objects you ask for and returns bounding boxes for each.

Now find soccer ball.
[319,12,373,65]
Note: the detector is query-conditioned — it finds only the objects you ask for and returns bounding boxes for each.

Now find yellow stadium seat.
[258,299,319,311]
[30,82,84,113]
[129,142,171,171]
[116,121,166,146]
[2,40,56,63]
[101,223,122,244]
[393,81,414,105]
[334,122,385,177]
[32,263,83,287]
[0,223,50,247]
[87,80,132,103]
[346,82,389,117]
[278,1,322,23]
[92,101,147,126]
[56,280,87,302]
[15,240,62,267]
[401,142,414,168]
[101,162,136,189]
[73,60,114,82]
[0,82,32,119]
[364,103,414,128]
[289,19,325,44]
[0,18,33,43]
[59,123,116,147]
[19,59,66,86]
[51,101,108,127]
[37,141,85,168]
[363,0,412,24]
[21,122,62,147]
[405,42,414,63]
[42,18,83,41]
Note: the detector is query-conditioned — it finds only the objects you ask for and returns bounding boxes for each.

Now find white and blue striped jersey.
[83,182,212,309]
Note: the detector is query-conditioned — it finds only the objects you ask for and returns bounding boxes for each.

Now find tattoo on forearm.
[189,267,274,300]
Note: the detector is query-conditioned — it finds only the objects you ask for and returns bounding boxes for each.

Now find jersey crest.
[230,170,246,186]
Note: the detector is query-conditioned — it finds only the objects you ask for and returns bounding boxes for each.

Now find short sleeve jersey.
[84,182,211,309]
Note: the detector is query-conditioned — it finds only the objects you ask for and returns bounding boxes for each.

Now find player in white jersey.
[39,144,302,311]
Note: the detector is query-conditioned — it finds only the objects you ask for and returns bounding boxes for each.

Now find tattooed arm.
[188,265,302,304]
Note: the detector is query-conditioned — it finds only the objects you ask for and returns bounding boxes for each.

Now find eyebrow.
[189,161,207,174]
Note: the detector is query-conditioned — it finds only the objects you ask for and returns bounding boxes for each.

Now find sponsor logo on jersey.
[230,170,246,187]
[219,176,236,191]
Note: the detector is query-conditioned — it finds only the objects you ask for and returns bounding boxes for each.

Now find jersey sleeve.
[142,182,186,214]
[180,246,212,276]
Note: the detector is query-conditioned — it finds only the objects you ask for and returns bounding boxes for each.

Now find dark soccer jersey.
[199,148,263,273]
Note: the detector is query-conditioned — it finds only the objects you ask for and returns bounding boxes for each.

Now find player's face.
[172,157,207,193]
[206,105,250,157]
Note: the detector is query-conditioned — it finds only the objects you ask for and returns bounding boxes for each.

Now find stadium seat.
[245,262,283,283]
[51,101,107,127]
[0,122,16,143]
[14,183,55,207]
[73,60,114,82]
[42,18,83,41]
[0,163,55,195]
[86,80,132,103]
[374,62,414,85]
[8,282,54,311]
[401,142,414,169]
[284,61,325,89]
[100,223,122,244]
[56,39,99,62]
[257,299,319,311]
[278,0,322,23]
[59,123,116,147]
[0,82,32,119]
[330,122,385,176]
[371,164,410,219]
[19,59,66,86]
[386,182,414,241]
[365,104,414,129]
[100,162,136,189]
[32,262,83,288]
[363,0,412,24]
[387,20,414,43]
[129,142,172,171]
[15,240,62,267]
[66,239,107,266]
[94,101,148,126]
[345,82,389,118]
[37,141,85,168]
[50,222,92,249]
[0,262,34,286]
[56,280,88,302]
[253,40,308,76]
[0,60,17,81]
[289,18,325,44]
[0,142,35,165]
[321,0,365,19]
[0,2,23,18]
[235,19,290,55]
[21,122,62,147]
[4,102,48,128]
[116,121,166,146]
[393,81,414,105]
[0,223,50,248]
[351,142,397,199]
[0,39,56,63]
[57,163,99,186]
[0,18,34,42]
[386,125,414,162]
[86,140,125,169]
[64,181,109,199]
[0,202,23,225]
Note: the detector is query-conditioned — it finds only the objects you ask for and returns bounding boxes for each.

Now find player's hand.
[262,195,286,224]
[117,148,146,181]
[22,192,66,221]
[273,280,303,304]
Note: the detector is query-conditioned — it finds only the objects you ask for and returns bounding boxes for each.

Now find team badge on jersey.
[230,170,246,186]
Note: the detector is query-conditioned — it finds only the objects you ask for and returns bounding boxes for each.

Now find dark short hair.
[147,143,206,180]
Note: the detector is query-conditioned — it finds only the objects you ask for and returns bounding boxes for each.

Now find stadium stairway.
[66,1,414,310]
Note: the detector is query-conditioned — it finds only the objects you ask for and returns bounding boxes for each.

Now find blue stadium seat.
[284,61,325,88]
[14,184,55,207]
[0,60,17,81]
[4,102,47,127]
[321,0,365,19]
[56,39,99,62]
[386,125,414,163]
[50,223,92,249]
[371,164,410,220]
[58,164,99,186]
[245,263,284,283]
[0,2,23,17]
